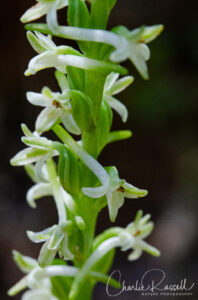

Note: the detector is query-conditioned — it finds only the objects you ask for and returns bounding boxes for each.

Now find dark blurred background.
[0,0,198,299]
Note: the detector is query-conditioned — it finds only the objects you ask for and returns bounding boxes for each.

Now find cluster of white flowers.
[9,1,162,299]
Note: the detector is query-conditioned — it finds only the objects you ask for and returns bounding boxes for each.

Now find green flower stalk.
[9,1,163,299]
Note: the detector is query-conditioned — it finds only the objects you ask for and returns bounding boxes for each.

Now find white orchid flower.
[36,23,163,79]
[26,81,80,135]
[25,31,80,76]
[53,125,147,222]
[8,249,119,298]
[83,166,148,222]
[27,222,74,264]
[21,0,69,32]
[26,159,77,264]
[25,31,127,76]
[10,124,56,167]
[7,251,52,297]
[103,72,134,122]
[68,211,160,300]
[120,210,160,260]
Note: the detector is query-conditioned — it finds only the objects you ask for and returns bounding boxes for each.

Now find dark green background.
[0,1,198,299]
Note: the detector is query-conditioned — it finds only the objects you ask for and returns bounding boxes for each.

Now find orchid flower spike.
[21,0,69,32]
[26,74,80,135]
[83,166,148,222]
[103,72,134,122]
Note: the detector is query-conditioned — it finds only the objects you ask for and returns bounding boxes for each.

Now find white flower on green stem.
[26,158,77,264]
[53,125,147,222]
[26,163,76,261]
[10,124,56,167]
[68,210,160,300]
[27,222,74,264]
[109,25,164,79]
[26,84,80,135]
[21,0,69,32]
[103,72,134,122]
[50,24,163,79]
[7,250,54,298]
[8,250,118,298]
[82,166,148,222]
[25,31,80,76]
[25,31,127,76]
[119,210,160,260]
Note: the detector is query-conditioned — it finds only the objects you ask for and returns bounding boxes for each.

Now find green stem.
[82,71,106,158]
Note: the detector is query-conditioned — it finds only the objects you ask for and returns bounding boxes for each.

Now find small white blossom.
[52,24,163,79]
[25,31,126,76]
[83,166,147,222]
[21,0,69,32]
[27,84,80,135]
[10,124,56,167]
[119,210,160,260]
[103,72,134,122]
[110,25,164,79]
[7,251,54,298]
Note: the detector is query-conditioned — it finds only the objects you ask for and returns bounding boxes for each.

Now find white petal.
[129,44,150,80]
[10,148,47,166]
[38,240,57,267]
[104,72,119,93]
[59,236,74,260]
[106,96,128,122]
[13,250,38,273]
[21,2,49,23]
[26,183,53,208]
[60,187,76,212]
[128,247,142,261]
[21,0,68,24]
[35,157,50,183]
[36,106,59,134]
[139,43,150,60]
[61,111,81,135]
[35,31,56,50]
[82,186,106,198]
[48,226,64,250]
[25,51,63,76]
[108,76,134,96]
[8,276,28,296]
[110,36,130,62]
[27,225,56,243]
[21,124,34,137]
[137,240,160,257]
[22,135,52,149]
[107,191,124,222]
[47,1,58,33]
[119,231,135,251]
[26,92,49,107]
